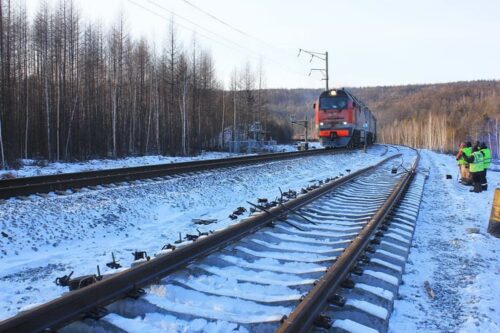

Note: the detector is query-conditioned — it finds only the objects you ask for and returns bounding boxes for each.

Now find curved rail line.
[277,153,419,332]
[0,151,419,333]
[0,148,349,200]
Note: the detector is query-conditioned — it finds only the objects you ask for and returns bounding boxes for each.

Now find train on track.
[314,88,377,148]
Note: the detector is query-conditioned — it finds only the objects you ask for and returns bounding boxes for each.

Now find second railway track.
[0,149,422,333]
[0,148,349,200]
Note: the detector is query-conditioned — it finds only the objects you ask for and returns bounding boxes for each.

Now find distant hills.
[264,80,499,157]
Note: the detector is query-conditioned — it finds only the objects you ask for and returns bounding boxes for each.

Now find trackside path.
[389,150,500,332]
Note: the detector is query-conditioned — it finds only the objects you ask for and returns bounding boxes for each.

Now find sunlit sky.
[26,0,500,89]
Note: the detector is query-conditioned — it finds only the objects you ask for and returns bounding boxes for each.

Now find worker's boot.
[469,183,479,192]
[481,183,488,191]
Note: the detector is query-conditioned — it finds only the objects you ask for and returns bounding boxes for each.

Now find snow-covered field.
[0,144,388,320]
[389,150,500,332]
[1,145,498,333]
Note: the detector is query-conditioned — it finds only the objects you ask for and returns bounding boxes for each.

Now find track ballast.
[0,150,422,333]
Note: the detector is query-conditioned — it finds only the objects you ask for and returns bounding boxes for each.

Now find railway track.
[0,149,421,333]
[0,148,347,200]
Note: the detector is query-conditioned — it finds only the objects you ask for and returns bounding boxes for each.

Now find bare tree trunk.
[112,84,117,157]
[233,91,236,141]
[496,118,499,159]
[24,13,29,159]
[154,74,160,154]
[145,68,153,153]
[258,69,262,124]
[56,67,60,160]
[221,90,225,148]
[180,77,188,155]
[24,67,29,159]
[64,86,79,158]
[45,70,51,161]
[0,1,5,168]
[0,117,5,169]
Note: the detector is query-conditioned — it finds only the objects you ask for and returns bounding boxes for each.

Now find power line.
[180,0,252,38]
[137,0,315,81]
[128,0,257,59]
[176,0,299,60]
[145,0,258,56]
[175,1,323,86]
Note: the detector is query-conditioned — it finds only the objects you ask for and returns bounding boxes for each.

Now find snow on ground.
[0,144,392,320]
[3,145,496,332]
[0,142,323,179]
[276,141,324,152]
[0,151,242,178]
[389,150,500,333]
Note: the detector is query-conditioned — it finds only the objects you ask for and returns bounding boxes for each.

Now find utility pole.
[291,116,309,150]
[298,49,329,90]
[363,123,368,153]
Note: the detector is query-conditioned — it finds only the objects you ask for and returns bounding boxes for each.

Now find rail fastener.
[276,153,419,333]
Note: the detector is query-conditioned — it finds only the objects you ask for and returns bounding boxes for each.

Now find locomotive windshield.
[319,97,348,110]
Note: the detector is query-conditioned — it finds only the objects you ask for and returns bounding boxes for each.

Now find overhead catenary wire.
[177,0,291,55]
[128,0,258,59]
[179,0,253,38]
[146,0,314,80]
[127,0,317,83]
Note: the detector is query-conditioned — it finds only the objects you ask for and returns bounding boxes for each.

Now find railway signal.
[291,116,310,150]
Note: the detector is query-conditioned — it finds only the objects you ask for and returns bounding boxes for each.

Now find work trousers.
[460,164,471,183]
[481,169,488,190]
[471,172,483,193]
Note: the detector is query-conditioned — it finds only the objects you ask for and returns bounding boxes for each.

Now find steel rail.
[0,148,350,200]
[0,154,401,333]
[276,152,419,333]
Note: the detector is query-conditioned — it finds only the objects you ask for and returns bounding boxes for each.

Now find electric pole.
[291,116,309,150]
[298,49,329,90]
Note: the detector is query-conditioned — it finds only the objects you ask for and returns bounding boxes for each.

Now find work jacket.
[457,147,472,165]
[469,151,484,173]
[481,148,491,169]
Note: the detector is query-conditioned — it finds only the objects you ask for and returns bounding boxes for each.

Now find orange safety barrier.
[488,188,500,237]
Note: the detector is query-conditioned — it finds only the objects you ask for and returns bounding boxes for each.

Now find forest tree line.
[351,81,500,157]
[0,0,292,168]
[1,0,498,169]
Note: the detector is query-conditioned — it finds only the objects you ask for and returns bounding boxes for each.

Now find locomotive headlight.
[343,121,348,125]
[320,122,324,126]
[329,90,337,96]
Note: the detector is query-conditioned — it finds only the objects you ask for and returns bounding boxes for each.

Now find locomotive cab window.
[319,97,348,110]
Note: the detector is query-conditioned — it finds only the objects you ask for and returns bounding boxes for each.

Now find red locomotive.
[314,88,376,148]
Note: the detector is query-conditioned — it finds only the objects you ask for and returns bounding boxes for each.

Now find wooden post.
[488,188,500,238]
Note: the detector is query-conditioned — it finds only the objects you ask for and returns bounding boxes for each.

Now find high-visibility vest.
[470,151,484,173]
[463,147,472,156]
[481,148,491,169]
[458,147,472,165]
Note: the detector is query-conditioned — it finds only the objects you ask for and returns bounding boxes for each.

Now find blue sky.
[27,0,500,88]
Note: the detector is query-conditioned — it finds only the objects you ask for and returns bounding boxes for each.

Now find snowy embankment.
[0,144,388,320]
[0,142,323,179]
[389,150,500,332]
[0,152,240,179]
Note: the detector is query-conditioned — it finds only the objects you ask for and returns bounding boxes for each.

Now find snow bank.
[389,149,500,332]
